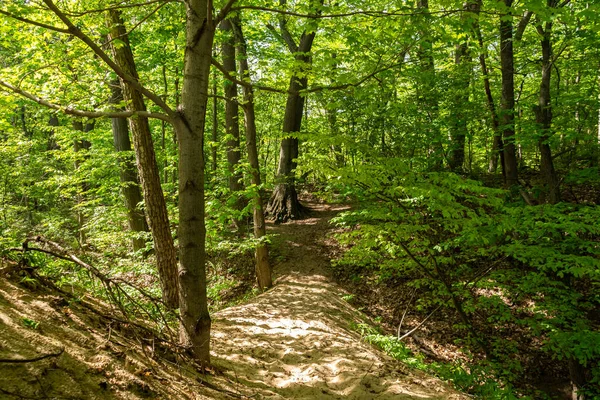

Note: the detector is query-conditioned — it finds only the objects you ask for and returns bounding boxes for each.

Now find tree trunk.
[72,119,92,247]
[267,31,316,222]
[448,1,478,172]
[108,10,179,309]
[472,0,504,174]
[232,16,272,291]
[569,357,588,400]
[109,80,150,251]
[47,114,60,150]
[499,0,519,186]
[175,0,215,366]
[220,19,245,225]
[211,76,218,174]
[535,14,560,204]
[416,0,443,170]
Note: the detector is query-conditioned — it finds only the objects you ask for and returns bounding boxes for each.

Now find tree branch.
[304,57,407,93]
[230,6,469,19]
[41,0,176,118]
[62,0,180,17]
[215,0,238,25]
[211,58,288,94]
[277,0,299,53]
[0,79,171,122]
[0,348,64,364]
[398,305,441,341]
[514,10,533,42]
[104,1,170,47]
[0,8,70,33]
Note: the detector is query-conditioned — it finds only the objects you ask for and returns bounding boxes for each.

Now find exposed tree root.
[266,183,306,223]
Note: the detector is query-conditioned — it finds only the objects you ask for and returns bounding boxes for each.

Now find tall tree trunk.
[472,0,504,174]
[109,80,150,251]
[220,19,245,226]
[174,0,215,366]
[535,13,560,204]
[266,27,316,222]
[47,114,60,150]
[232,16,272,290]
[211,74,218,174]
[449,1,478,172]
[499,0,519,186]
[72,119,92,247]
[416,0,443,170]
[597,67,600,168]
[107,10,179,309]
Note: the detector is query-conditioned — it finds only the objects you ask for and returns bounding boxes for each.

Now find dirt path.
[211,200,465,399]
[0,201,466,399]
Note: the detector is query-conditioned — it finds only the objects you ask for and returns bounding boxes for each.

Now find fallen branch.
[0,348,64,363]
[397,305,441,341]
[396,286,418,339]
[14,236,178,344]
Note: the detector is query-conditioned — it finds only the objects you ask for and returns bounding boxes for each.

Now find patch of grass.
[21,317,40,330]
[341,293,355,303]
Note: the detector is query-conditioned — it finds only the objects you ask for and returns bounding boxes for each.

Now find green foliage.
[2,0,600,395]
[352,321,524,399]
[21,317,39,330]
[333,159,600,397]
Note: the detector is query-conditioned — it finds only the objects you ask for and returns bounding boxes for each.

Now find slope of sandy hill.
[0,201,467,399]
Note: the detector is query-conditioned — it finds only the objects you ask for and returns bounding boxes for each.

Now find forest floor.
[0,199,466,399]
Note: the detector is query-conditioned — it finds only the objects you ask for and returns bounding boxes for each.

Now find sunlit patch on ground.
[0,200,465,399]
[210,201,466,399]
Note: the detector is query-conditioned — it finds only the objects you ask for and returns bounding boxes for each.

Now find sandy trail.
[211,201,465,399]
[0,201,465,399]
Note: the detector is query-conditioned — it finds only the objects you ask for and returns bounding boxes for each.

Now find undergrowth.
[351,321,528,399]
[329,159,600,399]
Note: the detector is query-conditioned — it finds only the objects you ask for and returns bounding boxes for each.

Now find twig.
[0,348,64,363]
[397,286,418,339]
[397,305,441,341]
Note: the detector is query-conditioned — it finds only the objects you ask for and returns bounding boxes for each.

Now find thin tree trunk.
[174,0,215,366]
[47,114,60,150]
[72,119,92,247]
[597,68,600,167]
[499,0,519,186]
[535,13,560,204]
[448,1,478,172]
[109,80,150,251]
[211,74,218,174]
[472,0,504,174]
[220,19,245,226]
[107,10,179,309]
[232,16,272,290]
[416,0,443,170]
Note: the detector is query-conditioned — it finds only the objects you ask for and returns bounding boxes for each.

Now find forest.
[0,0,599,399]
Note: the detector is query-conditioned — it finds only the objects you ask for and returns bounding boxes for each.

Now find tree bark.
[232,16,272,290]
[72,119,92,247]
[109,80,150,251]
[448,0,478,172]
[174,0,215,366]
[47,114,60,150]
[220,19,245,225]
[472,0,504,174]
[266,33,315,222]
[211,75,218,174]
[416,0,443,170]
[535,12,560,204]
[107,10,179,309]
[499,0,519,186]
